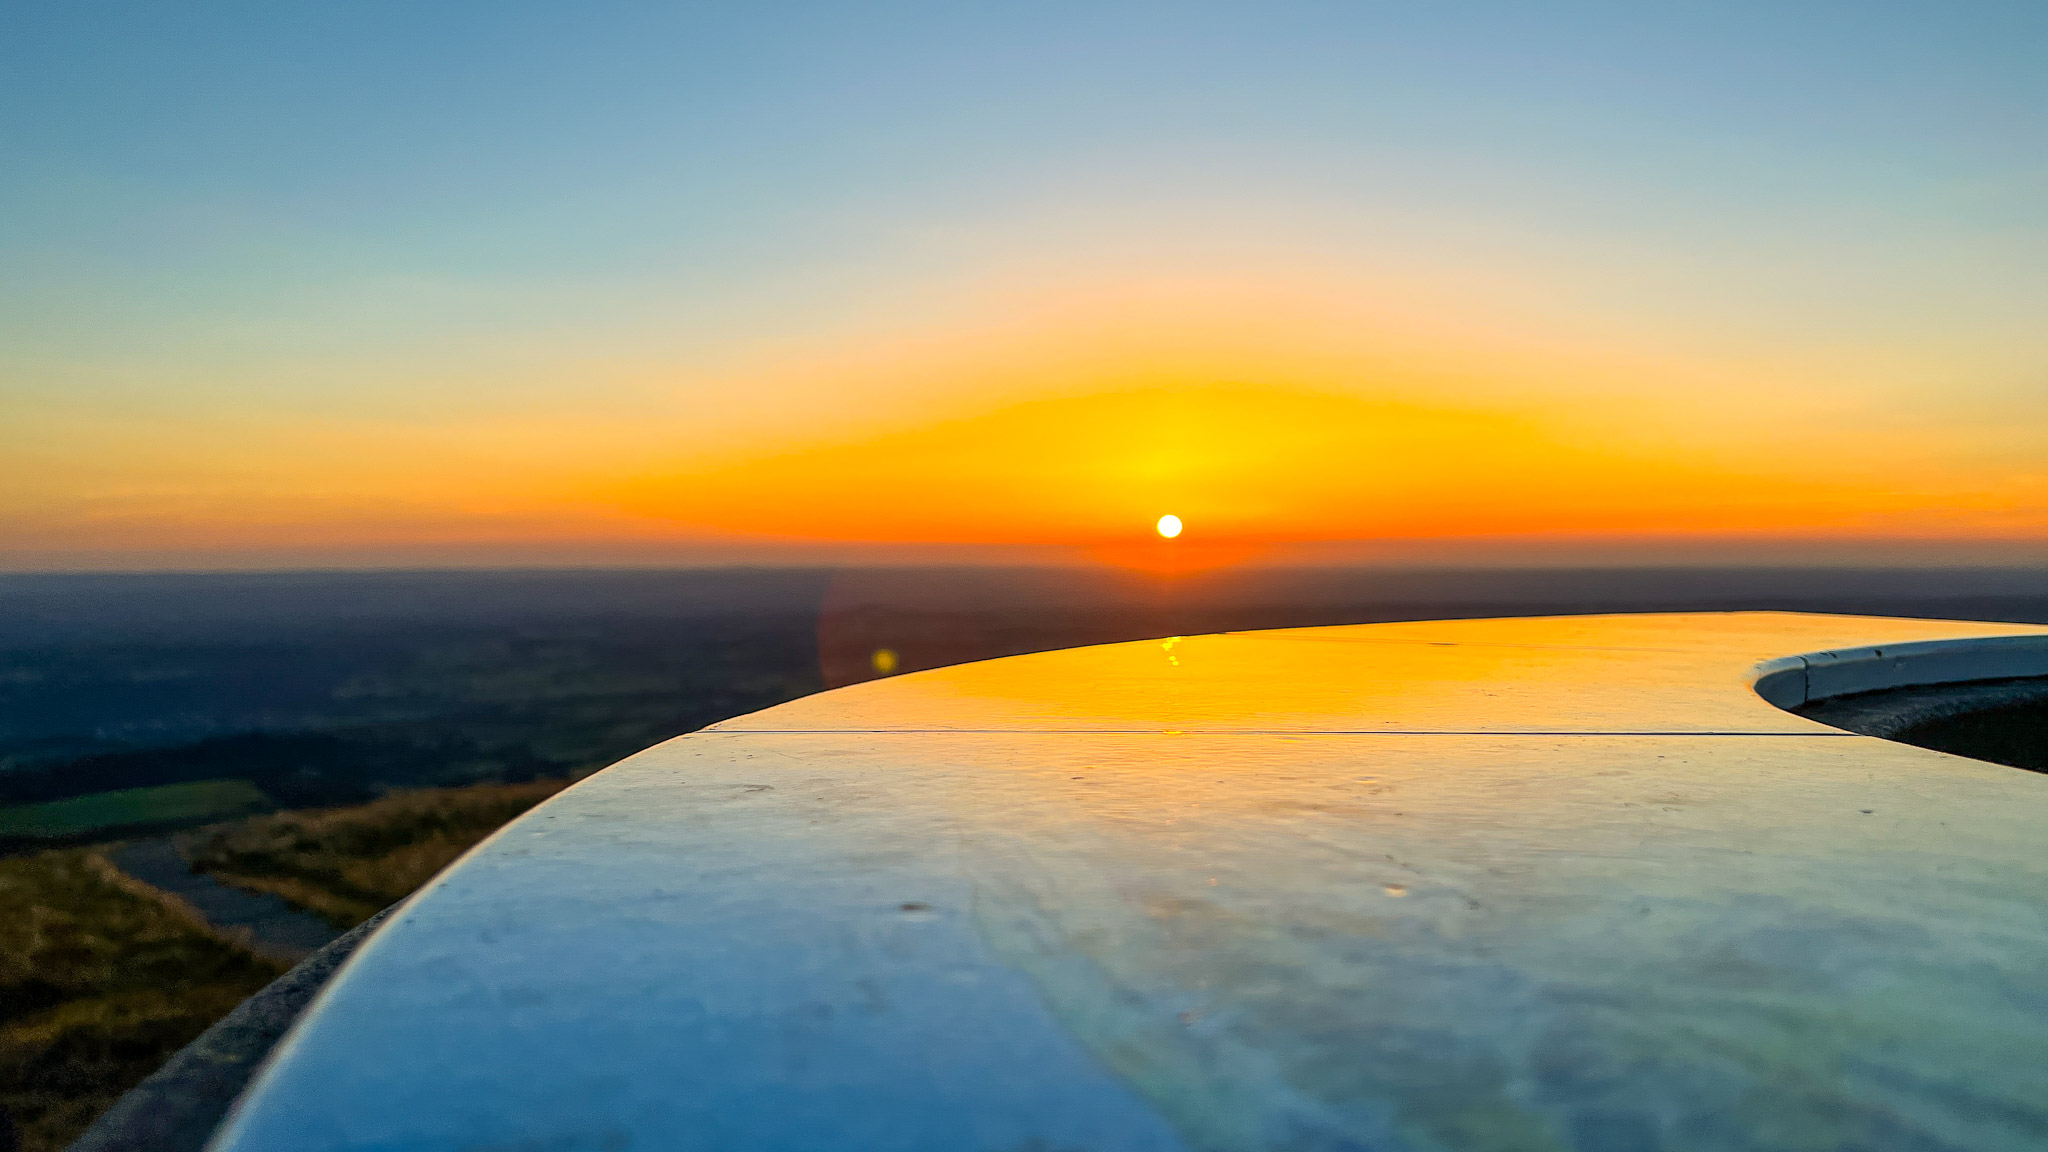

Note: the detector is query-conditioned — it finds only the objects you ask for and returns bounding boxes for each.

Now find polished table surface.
[212,614,2048,1151]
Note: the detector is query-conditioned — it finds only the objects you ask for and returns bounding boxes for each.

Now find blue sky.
[4,1,2045,566]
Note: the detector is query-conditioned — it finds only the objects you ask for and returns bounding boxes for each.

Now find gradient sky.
[5,1,2045,569]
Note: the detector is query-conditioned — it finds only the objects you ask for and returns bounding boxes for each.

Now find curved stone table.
[210,614,2048,1151]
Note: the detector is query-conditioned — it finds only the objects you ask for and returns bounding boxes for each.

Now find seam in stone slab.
[1224,633,1703,653]
[705,728,1858,736]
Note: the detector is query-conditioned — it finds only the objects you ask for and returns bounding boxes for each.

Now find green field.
[0,780,271,840]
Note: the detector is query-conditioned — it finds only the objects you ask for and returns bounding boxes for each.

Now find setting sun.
[1156,514,1183,539]
[5,1,2044,576]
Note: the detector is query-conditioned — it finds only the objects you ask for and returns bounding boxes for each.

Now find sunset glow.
[1156,515,1183,540]
[4,3,2044,570]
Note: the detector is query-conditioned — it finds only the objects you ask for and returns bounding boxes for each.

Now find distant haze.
[5,565,2047,814]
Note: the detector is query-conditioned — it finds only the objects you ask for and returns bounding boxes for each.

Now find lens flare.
[1156,514,1183,538]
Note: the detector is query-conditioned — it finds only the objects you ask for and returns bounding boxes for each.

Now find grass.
[0,778,572,1147]
[0,849,286,1152]
[180,778,573,929]
[0,780,270,841]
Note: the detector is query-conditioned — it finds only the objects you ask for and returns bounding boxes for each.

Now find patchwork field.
[0,780,271,843]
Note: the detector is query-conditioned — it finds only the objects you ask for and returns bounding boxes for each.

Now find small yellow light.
[1155,514,1183,538]
[871,647,899,675]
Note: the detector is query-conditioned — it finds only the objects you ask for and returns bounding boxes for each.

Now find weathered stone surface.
[209,614,2048,1152]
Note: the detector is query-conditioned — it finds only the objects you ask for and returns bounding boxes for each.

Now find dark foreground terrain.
[4,564,2048,1148]
[0,782,563,1152]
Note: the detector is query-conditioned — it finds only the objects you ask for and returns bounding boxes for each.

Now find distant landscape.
[5,564,2048,1149]
[8,565,2048,849]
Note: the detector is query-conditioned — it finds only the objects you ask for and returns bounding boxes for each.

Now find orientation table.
[211,613,2048,1152]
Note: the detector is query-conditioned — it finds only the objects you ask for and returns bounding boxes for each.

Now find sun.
[1155,513,1183,539]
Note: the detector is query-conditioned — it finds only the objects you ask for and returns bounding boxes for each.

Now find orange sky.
[7,0,2047,572]
[8,270,2047,571]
